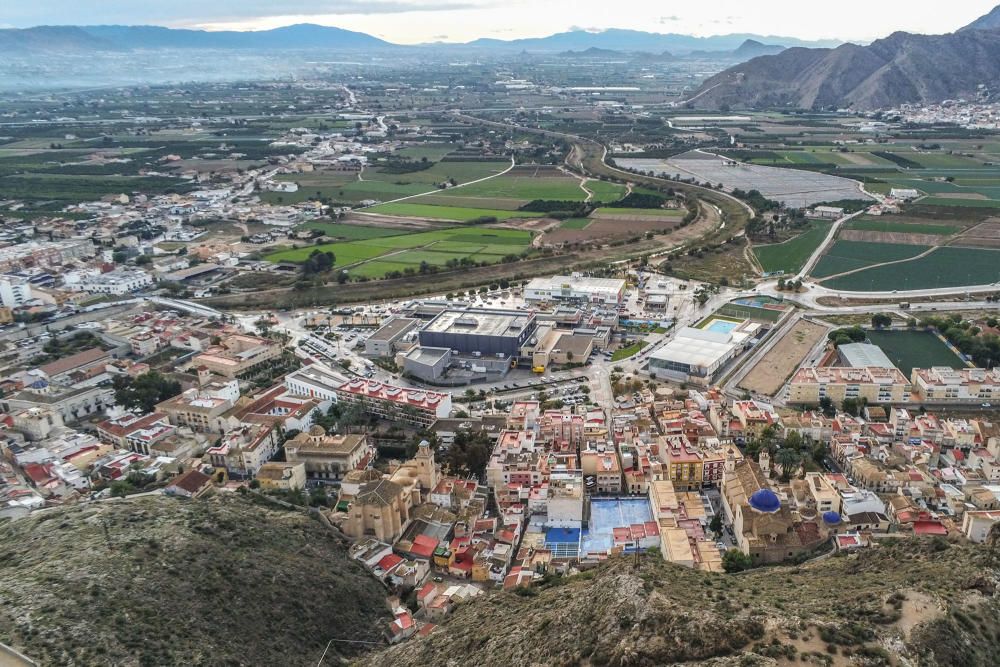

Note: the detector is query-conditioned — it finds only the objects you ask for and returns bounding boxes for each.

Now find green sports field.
[863,330,965,376]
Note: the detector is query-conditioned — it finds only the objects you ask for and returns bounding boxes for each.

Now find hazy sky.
[3,0,998,44]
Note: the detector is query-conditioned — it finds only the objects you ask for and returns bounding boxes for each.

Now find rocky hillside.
[0,494,390,666]
[961,5,1000,31]
[359,539,1000,667]
[691,27,1000,110]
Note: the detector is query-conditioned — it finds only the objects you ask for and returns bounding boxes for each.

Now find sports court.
[580,498,656,554]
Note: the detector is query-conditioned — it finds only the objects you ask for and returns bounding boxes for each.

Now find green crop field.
[845,218,959,235]
[394,145,455,161]
[593,207,683,217]
[297,222,408,241]
[863,330,965,376]
[811,241,931,278]
[821,246,1000,291]
[363,202,542,221]
[560,218,592,229]
[450,174,594,201]
[919,197,1000,209]
[752,221,829,274]
[265,227,533,279]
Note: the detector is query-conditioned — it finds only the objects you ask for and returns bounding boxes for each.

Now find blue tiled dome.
[822,511,842,525]
[749,488,781,513]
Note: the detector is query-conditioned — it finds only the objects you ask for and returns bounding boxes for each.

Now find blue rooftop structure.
[749,488,781,513]
[822,511,842,525]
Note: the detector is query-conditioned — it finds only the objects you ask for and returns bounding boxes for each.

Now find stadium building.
[419,308,537,361]
[648,323,758,384]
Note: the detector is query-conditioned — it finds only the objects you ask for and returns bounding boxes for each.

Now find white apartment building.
[0,276,32,309]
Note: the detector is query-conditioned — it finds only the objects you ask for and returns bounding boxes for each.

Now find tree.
[709,514,723,538]
[775,447,801,481]
[871,313,892,329]
[302,249,335,276]
[113,371,181,413]
[841,397,860,416]
[722,549,753,573]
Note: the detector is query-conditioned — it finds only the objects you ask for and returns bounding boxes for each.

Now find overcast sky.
[3,0,998,44]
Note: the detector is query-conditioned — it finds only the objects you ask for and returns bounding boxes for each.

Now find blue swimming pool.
[705,319,739,334]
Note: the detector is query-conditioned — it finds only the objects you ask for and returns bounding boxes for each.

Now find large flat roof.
[369,317,418,342]
[650,327,738,367]
[526,275,625,296]
[838,343,895,369]
[423,308,533,338]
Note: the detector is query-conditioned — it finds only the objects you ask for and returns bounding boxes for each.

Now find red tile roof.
[377,554,403,572]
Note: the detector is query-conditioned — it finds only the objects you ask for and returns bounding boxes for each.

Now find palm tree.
[776,447,801,480]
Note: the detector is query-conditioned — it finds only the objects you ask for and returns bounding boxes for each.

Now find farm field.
[617,154,870,208]
[919,196,1000,209]
[821,246,1000,291]
[262,159,511,205]
[592,207,682,217]
[811,241,930,279]
[739,319,828,396]
[844,218,960,236]
[863,330,966,376]
[265,227,533,279]
[449,173,604,201]
[297,222,407,241]
[559,218,592,229]
[752,221,829,275]
[362,202,543,221]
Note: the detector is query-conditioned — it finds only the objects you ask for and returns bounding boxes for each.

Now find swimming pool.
[705,319,739,334]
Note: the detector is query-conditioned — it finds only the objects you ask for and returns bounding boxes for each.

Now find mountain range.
[691,5,1000,110]
[0,23,831,55]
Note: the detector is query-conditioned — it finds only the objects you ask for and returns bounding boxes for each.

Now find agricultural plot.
[811,241,930,279]
[821,246,1000,291]
[863,330,965,376]
[297,222,406,241]
[617,152,871,208]
[362,202,542,222]
[592,207,682,217]
[844,217,959,236]
[752,221,829,275]
[560,218,592,229]
[265,227,532,279]
[452,173,591,201]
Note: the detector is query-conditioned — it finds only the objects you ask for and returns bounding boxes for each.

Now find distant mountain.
[556,46,629,58]
[686,39,786,61]
[961,4,1000,31]
[733,39,786,59]
[0,23,393,51]
[86,23,392,49]
[461,29,835,53]
[0,25,113,52]
[690,28,1000,110]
